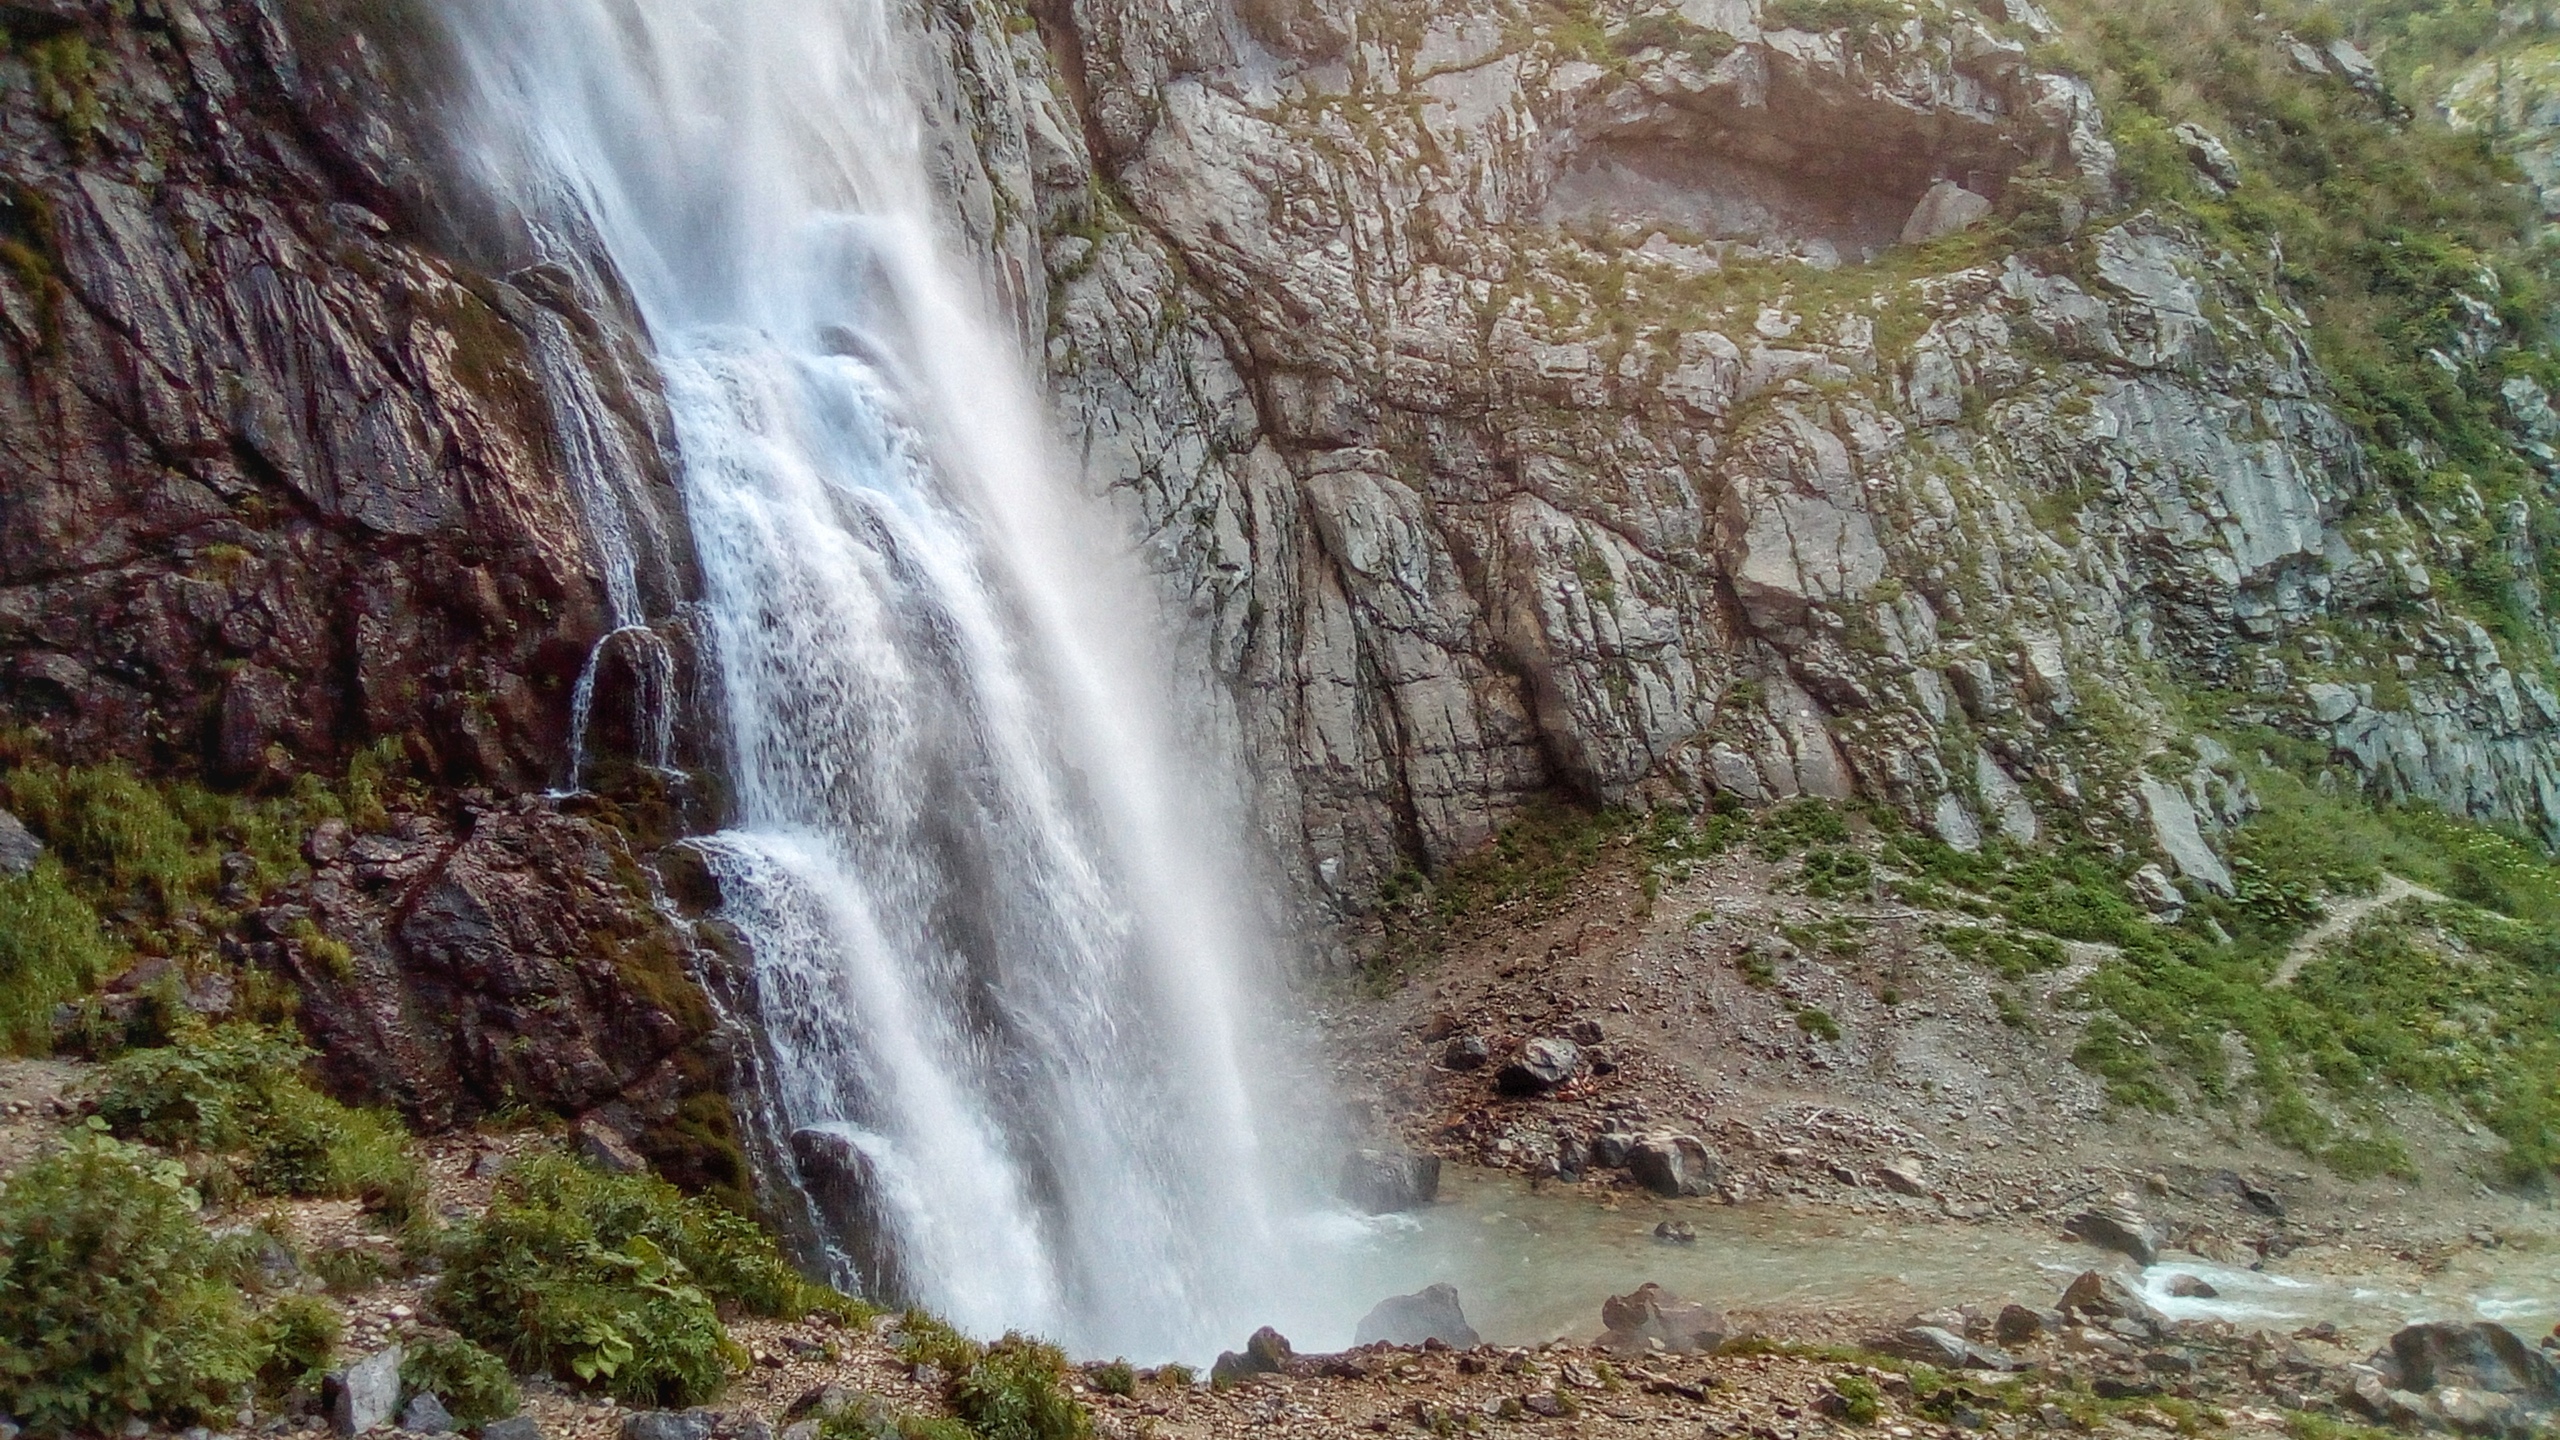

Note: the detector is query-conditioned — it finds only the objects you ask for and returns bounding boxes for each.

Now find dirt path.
[2269,874,2443,987]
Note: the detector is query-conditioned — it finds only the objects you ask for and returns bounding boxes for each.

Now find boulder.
[325,1346,403,1437]
[576,1116,650,1176]
[1902,181,1994,245]
[1589,1131,1635,1168]
[1876,1160,1929,1197]
[1441,1035,1491,1071]
[620,1416,713,1440]
[0,810,38,878]
[2163,1274,2218,1300]
[2059,1270,2166,1335]
[2345,1372,2434,1428]
[1341,1148,1442,1213]
[1495,1037,1581,1096]
[2127,863,2185,921]
[1627,1132,1721,1197]
[1654,1219,1696,1244]
[2065,1204,2163,1265]
[1995,1304,2047,1345]
[401,1394,455,1436]
[1353,1283,1481,1348]
[2171,123,2241,192]
[1598,1283,1727,1357]
[1211,1327,1293,1385]
[2375,1322,2560,1404]
[1882,1325,2026,1372]
[482,1421,545,1440]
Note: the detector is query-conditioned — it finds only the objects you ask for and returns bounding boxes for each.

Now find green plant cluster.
[435,1153,811,1407]
[1609,12,1740,67]
[1937,925,2066,979]
[880,1317,1090,1440]
[0,1127,269,1434]
[0,855,114,1050]
[402,1335,521,1428]
[94,1023,424,1225]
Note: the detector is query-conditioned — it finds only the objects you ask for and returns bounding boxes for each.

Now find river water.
[1315,1167,2560,1352]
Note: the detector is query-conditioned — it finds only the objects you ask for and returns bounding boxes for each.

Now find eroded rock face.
[239,798,745,1197]
[976,0,2560,915]
[0,0,689,792]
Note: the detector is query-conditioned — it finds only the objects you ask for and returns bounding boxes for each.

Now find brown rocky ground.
[1314,827,2555,1289]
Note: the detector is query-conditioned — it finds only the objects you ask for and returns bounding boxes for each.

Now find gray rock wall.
[914,0,2560,922]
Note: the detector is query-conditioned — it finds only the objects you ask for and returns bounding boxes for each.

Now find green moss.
[1831,1373,1884,1425]
[25,34,102,152]
[1761,0,1906,40]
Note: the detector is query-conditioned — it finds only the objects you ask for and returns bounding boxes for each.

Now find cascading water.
[447,0,1329,1356]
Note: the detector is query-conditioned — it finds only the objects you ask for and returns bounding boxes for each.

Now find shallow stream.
[1296,1167,2560,1353]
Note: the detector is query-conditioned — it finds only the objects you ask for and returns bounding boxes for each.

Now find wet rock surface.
[1354,1283,1482,1349]
[236,797,741,1191]
[0,0,694,796]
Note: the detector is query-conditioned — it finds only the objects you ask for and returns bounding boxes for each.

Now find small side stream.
[1296,1167,2560,1353]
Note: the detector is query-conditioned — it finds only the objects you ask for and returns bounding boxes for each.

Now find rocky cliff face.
[8,0,2560,1112]
[0,0,736,1165]
[888,0,2560,917]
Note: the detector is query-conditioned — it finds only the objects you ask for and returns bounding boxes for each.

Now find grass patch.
[0,856,114,1051]
[950,1335,1091,1440]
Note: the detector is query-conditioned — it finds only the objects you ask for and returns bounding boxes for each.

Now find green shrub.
[951,1335,1091,1440]
[93,1023,426,1223]
[435,1153,804,1407]
[1795,1007,1843,1042]
[0,1126,263,1433]
[896,1310,985,1374]
[1155,1362,1196,1388]
[1798,847,1874,899]
[311,1243,395,1295]
[254,1294,343,1395]
[0,858,114,1052]
[403,1335,521,1427]
[1087,1360,1136,1398]
[1832,1373,1884,1425]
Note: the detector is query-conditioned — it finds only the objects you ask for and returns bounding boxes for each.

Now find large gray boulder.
[1598,1283,1727,1357]
[326,1346,403,1437]
[0,811,37,878]
[1353,1283,1481,1348]
[1495,1037,1580,1096]
[1340,1148,1441,1213]
[1627,1133,1721,1198]
[2065,1203,2164,1265]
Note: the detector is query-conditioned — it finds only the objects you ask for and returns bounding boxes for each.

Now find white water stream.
[446,0,1318,1357]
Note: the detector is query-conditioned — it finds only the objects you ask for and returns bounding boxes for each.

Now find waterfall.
[447,0,1325,1357]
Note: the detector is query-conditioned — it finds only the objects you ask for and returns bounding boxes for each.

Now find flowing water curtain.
[442,0,1331,1355]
